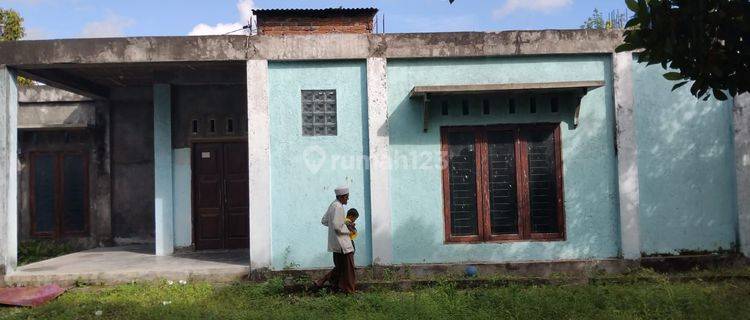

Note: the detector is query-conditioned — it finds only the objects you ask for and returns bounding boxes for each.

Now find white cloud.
[22,27,50,40]
[189,22,246,36]
[493,0,573,18]
[188,0,255,36]
[80,13,134,38]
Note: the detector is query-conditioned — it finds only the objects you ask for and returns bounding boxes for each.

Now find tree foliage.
[617,0,750,101]
[0,8,24,41]
[0,8,34,86]
[581,9,627,30]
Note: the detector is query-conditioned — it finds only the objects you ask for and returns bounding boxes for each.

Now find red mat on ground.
[0,285,66,307]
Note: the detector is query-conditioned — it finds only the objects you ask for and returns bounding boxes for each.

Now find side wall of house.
[386,56,620,264]
[632,62,737,255]
[267,61,372,269]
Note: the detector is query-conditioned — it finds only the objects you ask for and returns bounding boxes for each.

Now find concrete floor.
[4,245,250,286]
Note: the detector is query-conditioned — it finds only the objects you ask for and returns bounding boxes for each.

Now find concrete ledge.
[18,103,96,129]
[262,259,636,282]
[262,255,748,282]
[18,86,91,103]
[0,30,623,66]
[4,267,249,287]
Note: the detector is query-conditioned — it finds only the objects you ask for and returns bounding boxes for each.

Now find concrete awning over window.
[409,81,605,132]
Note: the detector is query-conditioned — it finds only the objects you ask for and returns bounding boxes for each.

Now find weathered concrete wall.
[386,56,619,264]
[0,30,623,66]
[110,87,155,243]
[18,86,96,130]
[18,86,89,103]
[633,61,737,255]
[18,103,96,129]
[172,84,247,148]
[268,61,371,269]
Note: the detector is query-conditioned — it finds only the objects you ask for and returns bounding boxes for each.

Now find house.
[0,8,748,281]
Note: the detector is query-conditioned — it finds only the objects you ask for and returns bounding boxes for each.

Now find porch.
[4,245,249,286]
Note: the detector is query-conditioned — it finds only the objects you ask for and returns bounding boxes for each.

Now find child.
[345,209,359,251]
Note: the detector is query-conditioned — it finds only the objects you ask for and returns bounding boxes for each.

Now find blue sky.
[4,0,630,39]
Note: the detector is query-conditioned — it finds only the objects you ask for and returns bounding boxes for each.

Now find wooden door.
[193,142,249,250]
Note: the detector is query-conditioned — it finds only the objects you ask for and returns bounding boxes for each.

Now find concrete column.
[247,60,272,269]
[735,93,750,257]
[613,52,642,260]
[153,84,174,256]
[366,57,393,265]
[0,67,18,273]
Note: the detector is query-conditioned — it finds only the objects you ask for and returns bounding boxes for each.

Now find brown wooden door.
[193,142,249,250]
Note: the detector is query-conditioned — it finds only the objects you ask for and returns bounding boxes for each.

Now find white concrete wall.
[366,57,393,265]
[736,93,750,257]
[247,60,272,269]
[0,67,18,273]
[613,52,641,260]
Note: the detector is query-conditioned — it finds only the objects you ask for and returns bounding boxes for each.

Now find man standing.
[315,186,356,293]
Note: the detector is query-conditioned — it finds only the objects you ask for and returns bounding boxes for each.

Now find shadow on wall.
[633,63,737,255]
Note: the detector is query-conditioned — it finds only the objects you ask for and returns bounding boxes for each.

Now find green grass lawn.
[1,274,749,320]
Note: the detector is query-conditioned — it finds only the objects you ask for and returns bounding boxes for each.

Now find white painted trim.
[0,67,18,273]
[734,93,750,257]
[154,84,174,256]
[247,60,272,269]
[613,52,641,260]
[367,57,393,265]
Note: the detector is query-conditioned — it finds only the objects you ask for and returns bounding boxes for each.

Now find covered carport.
[0,36,252,279]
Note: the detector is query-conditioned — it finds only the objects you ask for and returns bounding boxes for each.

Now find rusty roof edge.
[409,81,606,98]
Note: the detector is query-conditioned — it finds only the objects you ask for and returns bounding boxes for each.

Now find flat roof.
[253,8,378,18]
[0,30,624,67]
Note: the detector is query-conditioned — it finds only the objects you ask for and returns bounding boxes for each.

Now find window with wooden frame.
[441,124,564,243]
[30,152,89,238]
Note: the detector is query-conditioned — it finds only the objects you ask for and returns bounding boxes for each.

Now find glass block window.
[302,90,337,136]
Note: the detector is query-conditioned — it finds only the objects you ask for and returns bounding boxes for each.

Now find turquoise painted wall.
[633,61,737,255]
[268,61,372,269]
[387,56,621,264]
[173,148,192,248]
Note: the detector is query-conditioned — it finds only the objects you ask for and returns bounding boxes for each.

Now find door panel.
[193,143,224,250]
[61,153,87,235]
[193,141,249,250]
[222,142,249,249]
[32,154,57,236]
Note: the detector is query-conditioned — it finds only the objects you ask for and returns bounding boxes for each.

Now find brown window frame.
[441,123,565,243]
[29,151,90,238]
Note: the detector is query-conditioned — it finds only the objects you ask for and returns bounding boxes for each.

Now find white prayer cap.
[334,186,349,196]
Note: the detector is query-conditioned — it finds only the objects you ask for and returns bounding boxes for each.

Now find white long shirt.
[321,199,354,254]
